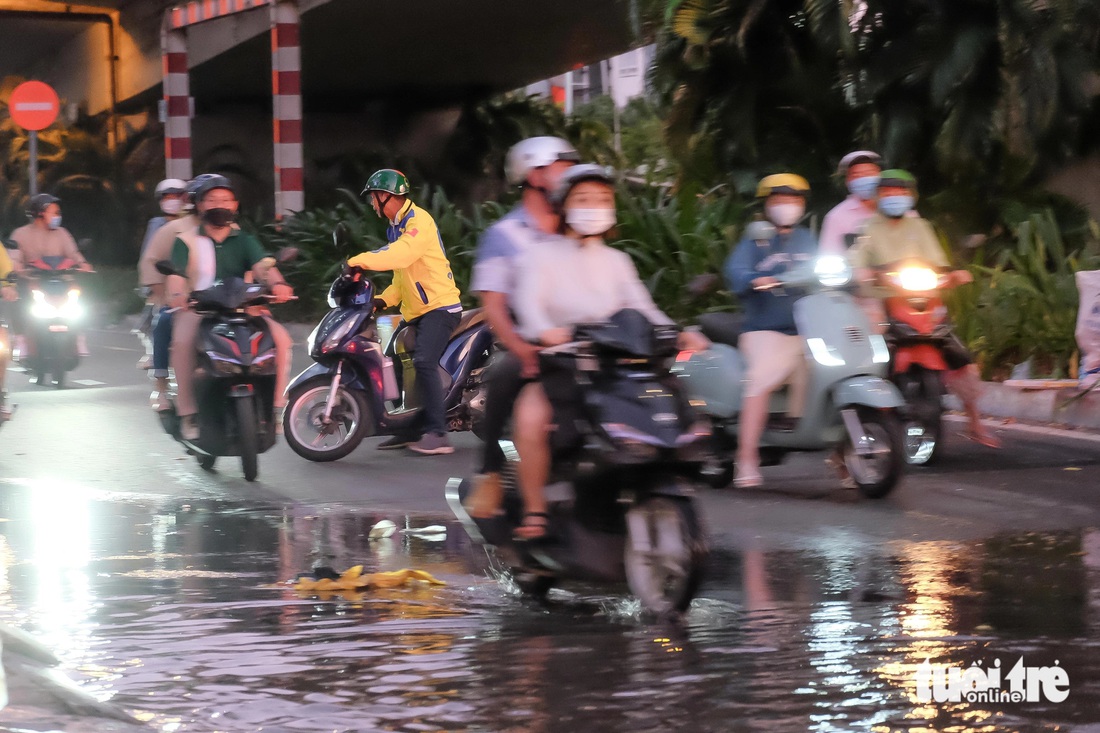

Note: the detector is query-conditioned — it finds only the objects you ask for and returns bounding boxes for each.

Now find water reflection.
[0,482,1097,732]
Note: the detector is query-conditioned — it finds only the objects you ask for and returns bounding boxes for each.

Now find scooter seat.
[698,312,744,348]
[394,308,485,354]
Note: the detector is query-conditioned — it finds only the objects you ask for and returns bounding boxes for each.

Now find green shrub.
[948,210,1100,379]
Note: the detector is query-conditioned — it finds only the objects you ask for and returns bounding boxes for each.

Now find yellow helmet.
[756,173,811,199]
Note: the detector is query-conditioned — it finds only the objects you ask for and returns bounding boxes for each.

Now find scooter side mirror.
[688,273,721,298]
[155,259,181,277]
[333,222,352,249]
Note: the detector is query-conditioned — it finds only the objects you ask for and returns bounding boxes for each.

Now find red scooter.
[877,259,954,465]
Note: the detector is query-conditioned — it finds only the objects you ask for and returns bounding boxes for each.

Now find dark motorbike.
[447,309,711,616]
[154,260,288,481]
[283,263,492,461]
[17,257,90,388]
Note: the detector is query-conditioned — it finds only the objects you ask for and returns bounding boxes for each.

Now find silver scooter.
[674,244,907,498]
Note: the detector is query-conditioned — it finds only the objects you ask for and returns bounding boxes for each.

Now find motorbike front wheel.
[284,376,372,462]
[236,397,259,481]
[624,495,705,616]
[897,368,944,466]
[841,406,905,499]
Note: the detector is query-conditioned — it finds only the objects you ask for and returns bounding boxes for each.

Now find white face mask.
[766,202,804,227]
[160,198,183,216]
[566,208,616,237]
[48,215,63,230]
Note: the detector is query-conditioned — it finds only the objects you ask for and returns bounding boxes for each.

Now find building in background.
[526,44,656,114]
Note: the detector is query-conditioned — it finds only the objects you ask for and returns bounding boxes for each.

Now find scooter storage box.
[673,344,745,419]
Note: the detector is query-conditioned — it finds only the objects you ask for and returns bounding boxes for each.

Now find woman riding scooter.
[509,164,709,540]
[723,174,818,488]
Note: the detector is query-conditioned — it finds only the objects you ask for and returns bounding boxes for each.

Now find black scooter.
[18,256,91,388]
[447,309,711,617]
[282,262,492,461]
[154,258,291,481]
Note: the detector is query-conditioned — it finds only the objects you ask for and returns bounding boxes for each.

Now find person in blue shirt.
[724,174,818,488]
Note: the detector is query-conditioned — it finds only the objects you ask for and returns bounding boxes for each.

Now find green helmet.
[878,169,917,191]
[362,169,411,197]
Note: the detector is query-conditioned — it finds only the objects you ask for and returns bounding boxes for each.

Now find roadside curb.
[978,380,1100,432]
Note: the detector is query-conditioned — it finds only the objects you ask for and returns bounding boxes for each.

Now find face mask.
[766,203,804,227]
[566,208,616,237]
[879,195,915,218]
[847,176,880,201]
[160,198,183,216]
[47,215,62,230]
[202,207,236,227]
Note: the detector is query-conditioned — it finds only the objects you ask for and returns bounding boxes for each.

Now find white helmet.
[505,137,580,186]
[154,178,187,198]
[836,150,882,177]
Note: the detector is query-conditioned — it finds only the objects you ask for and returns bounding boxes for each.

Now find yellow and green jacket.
[348,200,462,321]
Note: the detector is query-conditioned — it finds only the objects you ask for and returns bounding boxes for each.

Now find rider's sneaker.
[377,433,419,450]
[180,414,200,441]
[409,433,455,456]
[137,354,153,370]
[273,406,285,436]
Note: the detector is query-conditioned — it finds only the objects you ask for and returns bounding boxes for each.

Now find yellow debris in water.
[293,565,445,592]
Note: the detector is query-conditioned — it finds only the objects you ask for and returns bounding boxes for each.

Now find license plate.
[48,325,69,332]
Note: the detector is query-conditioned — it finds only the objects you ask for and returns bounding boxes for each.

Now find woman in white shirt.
[510,165,709,540]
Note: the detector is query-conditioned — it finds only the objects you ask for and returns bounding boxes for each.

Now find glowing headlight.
[807,337,846,366]
[897,266,938,292]
[814,255,851,287]
[60,289,83,320]
[870,334,891,364]
[30,290,57,319]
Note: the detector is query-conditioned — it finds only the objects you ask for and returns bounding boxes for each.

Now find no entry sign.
[9,81,60,131]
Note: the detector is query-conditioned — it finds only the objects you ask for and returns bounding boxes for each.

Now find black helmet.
[191,174,234,204]
[549,164,616,209]
[26,193,60,219]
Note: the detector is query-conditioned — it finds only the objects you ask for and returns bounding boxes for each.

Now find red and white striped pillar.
[271,0,304,217]
[161,23,192,180]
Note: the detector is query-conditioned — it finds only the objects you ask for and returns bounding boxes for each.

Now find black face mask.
[202,208,236,227]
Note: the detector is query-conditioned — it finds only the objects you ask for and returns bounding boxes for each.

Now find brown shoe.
[465,473,504,518]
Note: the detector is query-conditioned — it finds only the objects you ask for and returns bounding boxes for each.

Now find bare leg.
[513,383,553,536]
[947,365,1000,447]
[264,317,293,409]
[736,393,770,484]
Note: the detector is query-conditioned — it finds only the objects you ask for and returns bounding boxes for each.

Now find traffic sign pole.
[29,131,39,197]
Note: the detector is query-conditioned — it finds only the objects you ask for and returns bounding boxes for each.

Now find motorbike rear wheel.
[284,376,372,462]
[841,406,905,499]
[236,397,259,481]
[624,495,705,616]
[198,454,217,471]
[897,367,944,466]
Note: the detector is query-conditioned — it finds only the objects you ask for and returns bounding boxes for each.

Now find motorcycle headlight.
[870,334,891,364]
[814,255,852,288]
[30,290,58,319]
[320,316,360,354]
[807,337,846,366]
[207,352,243,376]
[897,266,938,292]
[60,289,83,320]
[601,422,661,461]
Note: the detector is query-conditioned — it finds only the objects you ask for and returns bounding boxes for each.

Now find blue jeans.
[152,307,173,378]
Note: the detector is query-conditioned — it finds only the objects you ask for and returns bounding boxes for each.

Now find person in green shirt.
[165,175,295,441]
[848,170,1000,449]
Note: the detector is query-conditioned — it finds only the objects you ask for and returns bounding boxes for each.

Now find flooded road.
[2,480,1100,732]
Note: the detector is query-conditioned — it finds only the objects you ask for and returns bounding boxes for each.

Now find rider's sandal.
[513,512,552,542]
[962,430,1002,449]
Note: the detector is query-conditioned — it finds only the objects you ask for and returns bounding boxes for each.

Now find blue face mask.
[48,215,63,230]
[879,195,914,218]
[847,176,879,201]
